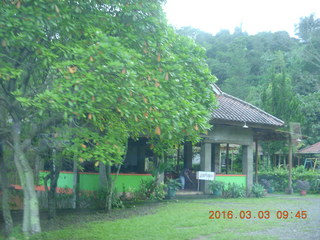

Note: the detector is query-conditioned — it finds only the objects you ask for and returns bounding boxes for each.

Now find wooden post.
[73,158,80,209]
[225,144,229,174]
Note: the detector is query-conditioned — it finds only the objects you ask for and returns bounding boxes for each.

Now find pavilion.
[124,84,287,194]
[187,85,286,193]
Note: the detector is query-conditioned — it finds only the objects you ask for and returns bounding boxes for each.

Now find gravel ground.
[243,194,320,240]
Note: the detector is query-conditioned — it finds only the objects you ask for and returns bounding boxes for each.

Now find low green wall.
[39,171,153,193]
[215,174,246,188]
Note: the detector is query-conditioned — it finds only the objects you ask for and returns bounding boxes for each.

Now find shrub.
[79,189,124,209]
[295,180,310,191]
[223,183,246,198]
[259,179,271,189]
[259,179,274,193]
[209,181,225,196]
[310,178,320,193]
[258,166,319,193]
[166,179,181,191]
[251,183,266,198]
[134,178,166,201]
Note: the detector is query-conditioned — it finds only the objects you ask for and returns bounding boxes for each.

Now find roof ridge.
[211,83,223,95]
[299,141,320,151]
[221,92,285,125]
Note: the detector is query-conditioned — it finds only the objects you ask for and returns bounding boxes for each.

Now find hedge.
[258,166,320,193]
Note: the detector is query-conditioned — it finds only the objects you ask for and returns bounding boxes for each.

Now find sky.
[164,0,319,36]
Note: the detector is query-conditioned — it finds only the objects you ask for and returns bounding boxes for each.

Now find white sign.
[196,171,215,181]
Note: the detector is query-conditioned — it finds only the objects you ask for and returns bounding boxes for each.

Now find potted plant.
[296,180,310,196]
[209,181,225,197]
[166,179,181,198]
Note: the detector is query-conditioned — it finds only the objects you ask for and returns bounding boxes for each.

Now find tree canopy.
[178,15,320,144]
[0,0,216,235]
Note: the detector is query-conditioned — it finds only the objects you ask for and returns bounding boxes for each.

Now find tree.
[0,107,13,237]
[1,0,217,233]
[34,16,216,211]
[300,92,320,144]
[296,14,320,69]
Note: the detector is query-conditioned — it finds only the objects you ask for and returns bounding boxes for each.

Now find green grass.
[2,195,320,240]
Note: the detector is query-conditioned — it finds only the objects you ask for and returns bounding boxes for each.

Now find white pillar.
[200,142,212,194]
[242,145,253,195]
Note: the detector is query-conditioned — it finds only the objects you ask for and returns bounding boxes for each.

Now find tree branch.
[22,115,63,151]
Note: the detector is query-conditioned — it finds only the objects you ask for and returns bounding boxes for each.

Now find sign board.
[196,171,215,181]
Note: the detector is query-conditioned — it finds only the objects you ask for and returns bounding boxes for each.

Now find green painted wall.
[39,171,153,192]
[215,175,246,188]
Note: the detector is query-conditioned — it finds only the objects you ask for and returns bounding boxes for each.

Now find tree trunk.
[154,154,164,186]
[0,139,13,237]
[44,148,61,219]
[99,161,107,191]
[34,153,43,186]
[72,157,80,209]
[12,122,41,235]
[105,163,121,212]
[105,163,112,212]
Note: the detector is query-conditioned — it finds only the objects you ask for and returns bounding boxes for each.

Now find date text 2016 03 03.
[208,210,308,220]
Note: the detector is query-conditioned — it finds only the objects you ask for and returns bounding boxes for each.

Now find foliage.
[223,183,246,198]
[178,16,320,146]
[259,167,320,193]
[300,92,320,143]
[259,179,271,189]
[134,179,166,201]
[1,0,217,234]
[166,179,181,191]
[90,189,124,210]
[251,183,266,198]
[295,180,311,191]
[261,73,303,124]
[259,178,274,193]
[209,181,225,195]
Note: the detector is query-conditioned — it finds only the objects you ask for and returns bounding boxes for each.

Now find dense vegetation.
[178,14,320,145]
[1,1,319,238]
[0,0,216,236]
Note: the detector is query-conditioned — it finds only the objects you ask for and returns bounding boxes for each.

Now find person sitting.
[179,168,193,190]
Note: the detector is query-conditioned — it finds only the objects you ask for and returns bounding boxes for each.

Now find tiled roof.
[211,85,285,127]
[298,142,320,154]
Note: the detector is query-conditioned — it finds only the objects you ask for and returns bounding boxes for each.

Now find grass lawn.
[3,194,320,240]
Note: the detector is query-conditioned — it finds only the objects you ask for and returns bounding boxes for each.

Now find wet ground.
[1,194,319,239]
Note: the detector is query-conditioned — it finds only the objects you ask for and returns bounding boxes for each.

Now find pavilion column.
[242,144,253,194]
[211,143,221,173]
[183,141,193,169]
[200,142,212,194]
[255,140,259,183]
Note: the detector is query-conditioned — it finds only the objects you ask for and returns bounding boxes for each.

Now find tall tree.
[0,107,13,237]
[1,0,217,232]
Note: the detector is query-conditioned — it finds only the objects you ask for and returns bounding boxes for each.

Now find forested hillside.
[178,14,320,144]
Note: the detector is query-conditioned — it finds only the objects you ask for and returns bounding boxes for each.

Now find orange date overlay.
[208,210,307,220]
